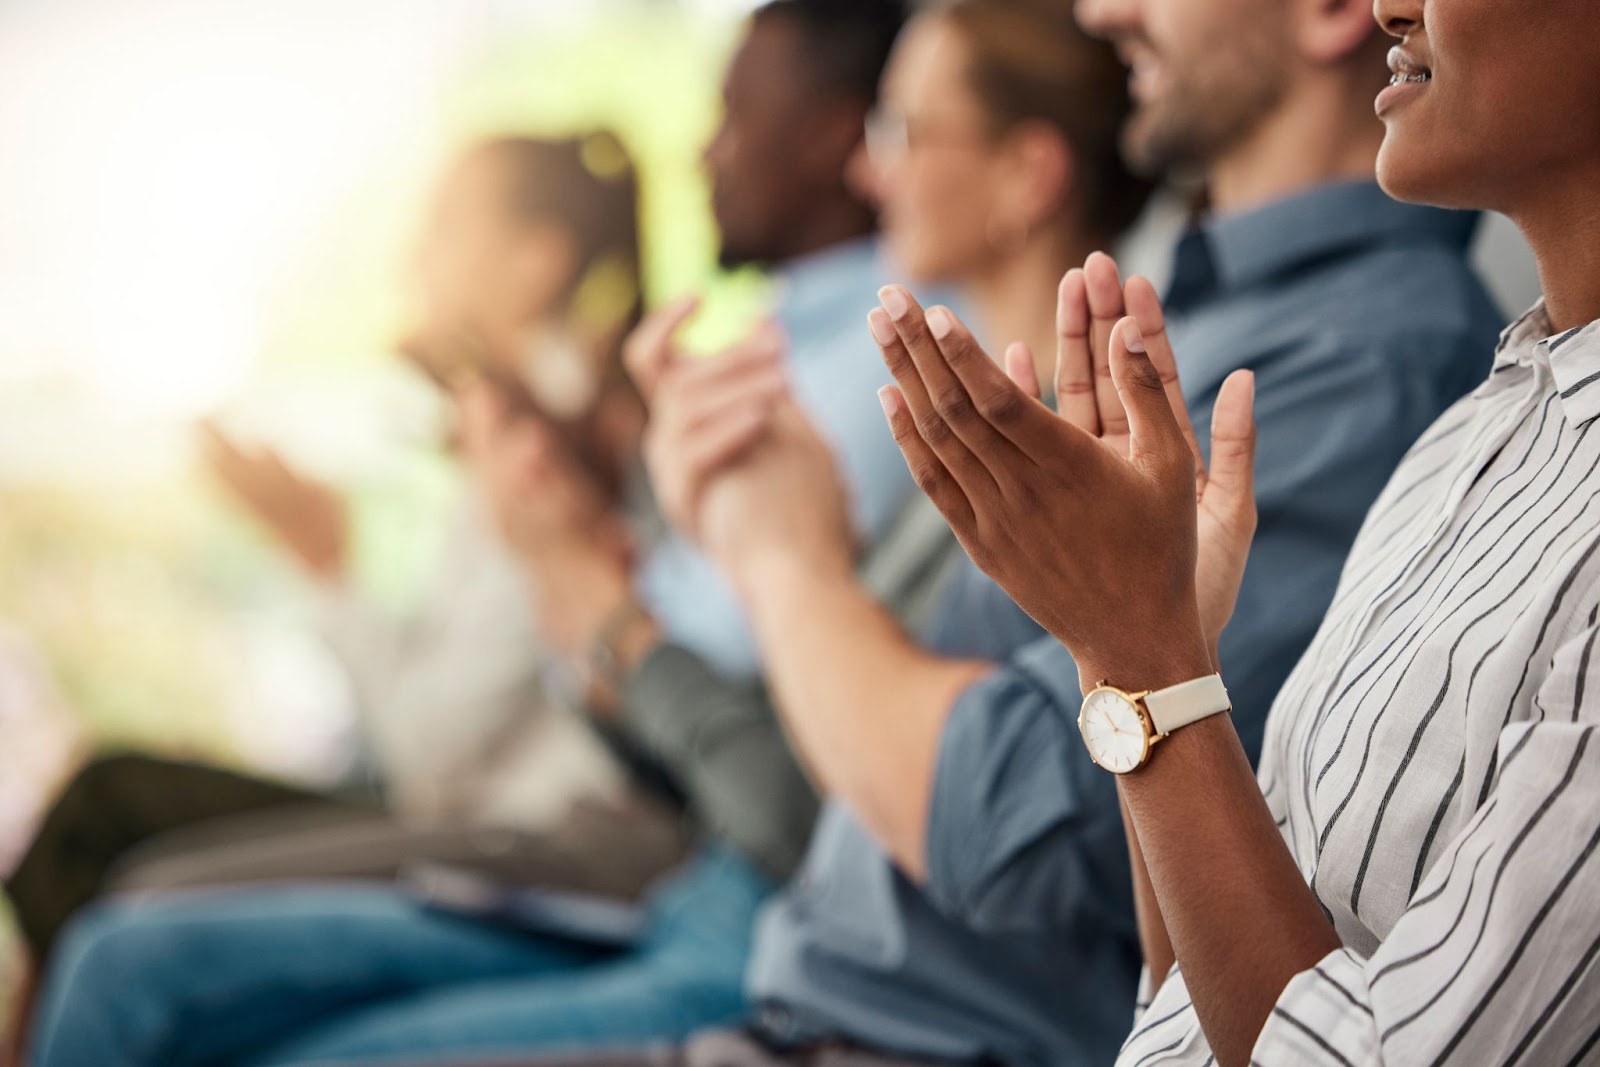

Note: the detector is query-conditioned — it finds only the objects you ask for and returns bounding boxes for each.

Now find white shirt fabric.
[316,493,627,830]
[1119,305,1600,1066]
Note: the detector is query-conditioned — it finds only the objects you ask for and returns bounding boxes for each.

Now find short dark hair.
[752,0,910,103]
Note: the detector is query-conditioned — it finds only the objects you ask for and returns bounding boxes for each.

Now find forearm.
[512,537,640,708]
[1118,792,1174,994]
[1118,709,1340,1067]
[732,550,989,879]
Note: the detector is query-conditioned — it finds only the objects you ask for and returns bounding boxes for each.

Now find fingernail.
[927,307,953,340]
[1123,323,1146,354]
[879,286,910,320]
[877,385,901,418]
[867,308,897,345]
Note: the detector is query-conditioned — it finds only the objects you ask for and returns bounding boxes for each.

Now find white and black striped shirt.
[1119,305,1600,1066]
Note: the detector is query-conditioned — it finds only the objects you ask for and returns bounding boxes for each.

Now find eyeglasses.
[864,108,911,164]
[864,107,995,166]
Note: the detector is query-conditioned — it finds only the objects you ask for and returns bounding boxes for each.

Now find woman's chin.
[1376,140,1461,210]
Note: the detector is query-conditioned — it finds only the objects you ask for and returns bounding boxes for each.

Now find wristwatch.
[1078,674,1231,774]
[587,599,656,691]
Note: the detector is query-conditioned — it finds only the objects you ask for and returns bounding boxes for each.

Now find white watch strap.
[1144,674,1230,736]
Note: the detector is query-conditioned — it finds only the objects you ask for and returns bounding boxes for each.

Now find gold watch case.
[1078,683,1160,775]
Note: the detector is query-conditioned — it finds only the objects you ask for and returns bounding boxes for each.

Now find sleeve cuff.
[1252,948,1379,1065]
[924,654,1095,929]
[1134,966,1156,1023]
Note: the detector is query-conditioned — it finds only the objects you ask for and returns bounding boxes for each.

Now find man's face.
[1375,0,1600,214]
[1074,0,1291,176]
[703,15,836,268]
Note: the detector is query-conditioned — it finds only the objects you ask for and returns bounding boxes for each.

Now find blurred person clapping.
[3,134,682,996]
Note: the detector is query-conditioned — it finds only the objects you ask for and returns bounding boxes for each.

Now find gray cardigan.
[615,498,959,881]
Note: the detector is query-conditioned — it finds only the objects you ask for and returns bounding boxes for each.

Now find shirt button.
[759,1005,796,1040]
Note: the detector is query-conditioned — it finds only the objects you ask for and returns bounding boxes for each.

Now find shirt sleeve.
[791,325,918,552]
[1120,614,1600,1066]
[311,507,557,815]
[621,642,819,881]
[923,636,1136,940]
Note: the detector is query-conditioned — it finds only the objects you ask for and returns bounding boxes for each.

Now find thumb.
[624,295,700,401]
[1003,342,1042,401]
[1205,368,1257,514]
[1110,318,1188,469]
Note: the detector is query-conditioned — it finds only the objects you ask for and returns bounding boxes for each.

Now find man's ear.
[803,99,874,182]
[1295,0,1382,65]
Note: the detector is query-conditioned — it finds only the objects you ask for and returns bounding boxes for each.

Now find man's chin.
[1121,114,1197,181]
[1120,116,1161,176]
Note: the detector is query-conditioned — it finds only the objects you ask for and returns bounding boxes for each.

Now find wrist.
[587,598,662,702]
[606,608,662,680]
[297,538,347,584]
[1076,635,1216,698]
[528,541,633,652]
[728,539,854,606]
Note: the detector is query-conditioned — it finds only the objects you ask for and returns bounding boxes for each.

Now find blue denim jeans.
[29,848,769,1067]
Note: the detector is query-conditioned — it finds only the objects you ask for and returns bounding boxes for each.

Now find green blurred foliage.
[1,4,764,739]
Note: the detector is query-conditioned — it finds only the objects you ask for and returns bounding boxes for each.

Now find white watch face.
[1079,689,1149,774]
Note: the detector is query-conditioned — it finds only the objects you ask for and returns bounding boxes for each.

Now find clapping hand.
[869,252,1257,689]
[200,423,348,581]
[625,298,855,580]
[455,379,620,559]
[456,379,635,661]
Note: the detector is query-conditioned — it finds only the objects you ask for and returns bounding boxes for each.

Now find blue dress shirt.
[746,182,1506,1066]
[639,238,917,679]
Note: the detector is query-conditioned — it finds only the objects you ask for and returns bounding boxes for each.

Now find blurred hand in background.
[627,303,855,585]
[199,422,348,583]
[455,379,634,664]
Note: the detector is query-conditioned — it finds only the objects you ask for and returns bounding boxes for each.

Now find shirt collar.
[772,236,884,325]
[1490,301,1600,427]
[1166,180,1480,309]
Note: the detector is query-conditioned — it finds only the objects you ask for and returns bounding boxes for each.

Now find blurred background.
[0,0,776,1008]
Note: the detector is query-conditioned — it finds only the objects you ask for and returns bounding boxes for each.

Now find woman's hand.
[1025,253,1258,665]
[200,423,348,582]
[456,380,619,560]
[870,254,1256,690]
[456,381,634,661]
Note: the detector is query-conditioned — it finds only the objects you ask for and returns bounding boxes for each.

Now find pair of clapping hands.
[873,252,1258,692]
[627,252,1257,698]
[622,297,858,588]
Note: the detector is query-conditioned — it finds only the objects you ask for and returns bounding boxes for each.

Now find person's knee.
[41,902,144,1008]
[31,902,176,1060]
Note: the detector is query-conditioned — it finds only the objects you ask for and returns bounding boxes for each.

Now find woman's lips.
[1386,45,1433,81]
[1378,45,1432,117]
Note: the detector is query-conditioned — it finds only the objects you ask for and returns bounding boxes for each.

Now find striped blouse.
[1118,305,1600,1066]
